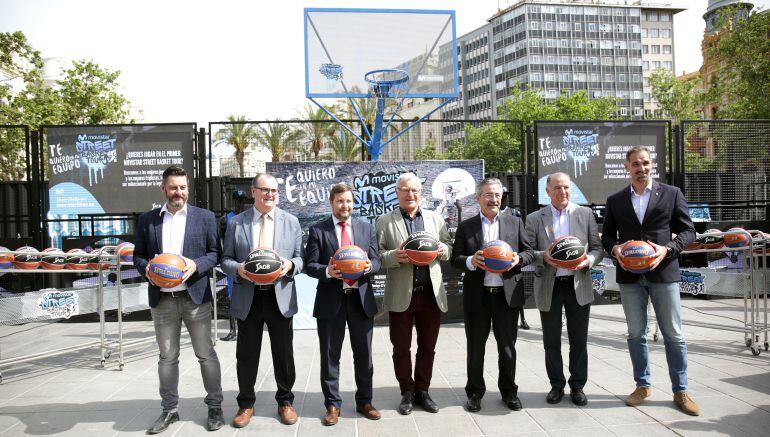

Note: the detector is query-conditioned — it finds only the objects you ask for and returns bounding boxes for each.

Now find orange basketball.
[0,246,13,269]
[724,227,751,248]
[332,245,368,281]
[618,241,656,274]
[66,249,91,270]
[88,248,113,270]
[14,246,41,269]
[147,253,187,288]
[482,240,515,273]
[41,248,67,270]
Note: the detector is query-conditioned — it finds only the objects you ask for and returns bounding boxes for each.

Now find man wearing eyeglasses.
[375,172,452,415]
[451,177,534,413]
[221,173,304,428]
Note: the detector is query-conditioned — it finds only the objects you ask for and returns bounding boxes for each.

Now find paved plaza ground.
[1,298,769,436]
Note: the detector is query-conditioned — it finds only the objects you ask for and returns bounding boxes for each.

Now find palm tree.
[299,104,335,160]
[328,128,361,162]
[256,122,302,162]
[212,115,257,177]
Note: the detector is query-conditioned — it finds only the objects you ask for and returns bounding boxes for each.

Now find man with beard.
[133,165,224,434]
[222,173,304,428]
[304,183,382,426]
[602,146,699,416]
[451,177,533,412]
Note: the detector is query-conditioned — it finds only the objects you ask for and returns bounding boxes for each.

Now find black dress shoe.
[147,411,179,434]
[416,390,439,413]
[546,388,565,404]
[503,396,522,411]
[571,388,588,406]
[220,331,237,341]
[398,391,414,415]
[520,320,531,330]
[207,407,225,431]
[465,394,482,412]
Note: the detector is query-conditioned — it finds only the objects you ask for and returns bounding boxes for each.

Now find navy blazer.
[602,181,695,284]
[133,205,221,308]
[451,213,535,310]
[304,217,381,320]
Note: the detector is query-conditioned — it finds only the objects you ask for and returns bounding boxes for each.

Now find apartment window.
[644,93,651,102]
[616,24,625,32]
[547,89,559,98]
[663,61,673,70]
[545,73,556,81]
[531,72,542,80]
[614,41,627,50]
[588,57,598,65]
[634,107,643,117]
[632,74,641,82]
[652,61,661,69]
[651,45,660,54]
[633,91,642,99]
[643,61,650,70]
[530,38,542,47]
[573,40,583,49]
[662,29,671,38]
[629,8,640,17]
[530,21,539,30]
[546,38,556,47]
[544,21,554,30]
[587,23,597,32]
[605,73,614,81]
[559,22,569,31]
[616,57,627,66]
[663,45,671,54]
[641,28,648,37]
[559,72,571,81]
[600,23,611,32]
[649,28,659,38]
[620,107,628,116]
[619,74,626,82]
[602,56,613,66]
[560,39,570,48]
[600,40,612,49]
[642,45,649,54]
[573,56,584,65]
[643,77,649,86]
[574,23,582,31]
[661,13,670,22]
[648,12,658,22]
[575,73,586,81]
[630,24,640,33]
[546,55,555,64]
[560,56,570,64]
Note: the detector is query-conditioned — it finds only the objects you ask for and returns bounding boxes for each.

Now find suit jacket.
[375,208,452,312]
[524,203,604,311]
[133,205,221,308]
[304,217,381,319]
[602,181,695,284]
[221,207,304,319]
[451,213,535,311]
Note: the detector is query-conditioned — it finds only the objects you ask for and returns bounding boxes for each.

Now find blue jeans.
[619,278,688,393]
[151,295,223,412]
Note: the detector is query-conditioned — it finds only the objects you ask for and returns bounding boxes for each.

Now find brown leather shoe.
[674,391,700,416]
[231,407,253,428]
[278,404,298,425]
[625,386,652,407]
[356,403,381,420]
[322,405,340,426]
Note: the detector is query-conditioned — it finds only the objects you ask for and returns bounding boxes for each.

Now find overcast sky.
[2,0,767,127]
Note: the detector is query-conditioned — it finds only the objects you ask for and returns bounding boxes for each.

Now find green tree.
[299,104,335,160]
[56,60,130,124]
[213,115,258,177]
[257,122,302,162]
[648,68,702,124]
[413,138,442,160]
[706,7,770,119]
[327,128,361,161]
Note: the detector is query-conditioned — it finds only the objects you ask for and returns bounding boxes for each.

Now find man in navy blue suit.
[134,166,224,434]
[304,183,382,426]
[602,146,699,416]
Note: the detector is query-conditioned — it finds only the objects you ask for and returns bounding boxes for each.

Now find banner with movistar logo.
[535,121,667,205]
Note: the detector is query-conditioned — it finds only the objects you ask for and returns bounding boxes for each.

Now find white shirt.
[252,207,275,250]
[328,216,358,288]
[160,203,188,292]
[630,180,653,225]
[550,203,573,278]
[465,212,504,287]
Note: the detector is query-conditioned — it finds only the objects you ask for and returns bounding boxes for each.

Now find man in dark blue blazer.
[602,146,699,416]
[133,166,224,434]
[304,183,381,426]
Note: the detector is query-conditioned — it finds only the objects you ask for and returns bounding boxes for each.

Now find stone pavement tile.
[3,408,141,436]
[721,407,770,437]
[469,410,543,435]
[0,413,26,434]
[414,413,482,437]
[527,407,602,431]
[662,418,753,437]
[547,427,615,437]
[582,400,657,426]
[356,416,419,437]
[295,416,355,436]
[607,422,679,437]
[733,390,770,410]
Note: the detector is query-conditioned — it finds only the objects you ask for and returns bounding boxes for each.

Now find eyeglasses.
[481,193,502,199]
[253,186,278,195]
[397,187,421,194]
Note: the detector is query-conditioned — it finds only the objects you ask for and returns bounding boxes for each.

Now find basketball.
[332,245,368,281]
[66,249,91,270]
[14,246,41,269]
[618,240,657,274]
[685,240,703,251]
[547,236,587,270]
[116,242,134,263]
[243,248,283,284]
[724,227,750,248]
[403,231,440,266]
[147,253,187,288]
[482,240,514,273]
[698,229,724,249]
[753,233,770,254]
[88,248,113,270]
[0,246,13,269]
[41,248,67,270]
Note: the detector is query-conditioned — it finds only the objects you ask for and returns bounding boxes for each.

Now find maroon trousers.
[388,288,441,394]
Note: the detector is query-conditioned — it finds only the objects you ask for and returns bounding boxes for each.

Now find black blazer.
[304,217,381,320]
[601,181,695,284]
[451,213,534,311]
[133,205,221,308]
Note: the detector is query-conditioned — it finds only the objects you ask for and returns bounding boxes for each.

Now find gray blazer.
[524,203,603,311]
[221,207,304,319]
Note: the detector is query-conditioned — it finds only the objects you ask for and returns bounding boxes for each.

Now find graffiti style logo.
[38,290,79,319]
[590,268,606,295]
[562,129,599,177]
[76,134,118,186]
[680,270,705,296]
[320,63,343,81]
[353,171,423,224]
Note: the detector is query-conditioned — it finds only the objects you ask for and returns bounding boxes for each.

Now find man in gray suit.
[221,173,304,428]
[524,172,603,406]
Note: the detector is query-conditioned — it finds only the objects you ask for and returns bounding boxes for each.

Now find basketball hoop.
[365,69,409,99]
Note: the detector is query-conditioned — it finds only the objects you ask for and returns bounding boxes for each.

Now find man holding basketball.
[133,165,224,434]
[602,146,699,416]
[524,172,603,406]
[375,172,452,415]
[304,183,381,425]
[451,177,534,412]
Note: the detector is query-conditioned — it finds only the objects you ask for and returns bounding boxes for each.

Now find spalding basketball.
[618,240,656,274]
[482,240,514,273]
[14,246,41,269]
[41,248,67,270]
[66,249,91,270]
[685,240,703,251]
[147,253,187,288]
[332,245,368,281]
[753,233,770,254]
[116,242,134,264]
[0,246,13,269]
[243,248,283,284]
[403,231,440,266]
[548,236,587,270]
[88,248,113,270]
[698,229,723,250]
[724,227,750,248]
